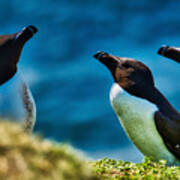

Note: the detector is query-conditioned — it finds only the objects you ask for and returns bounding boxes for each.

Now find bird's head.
[0,25,38,85]
[94,51,155,99]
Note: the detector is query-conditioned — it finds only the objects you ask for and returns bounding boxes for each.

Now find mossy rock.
[0,121,99,180]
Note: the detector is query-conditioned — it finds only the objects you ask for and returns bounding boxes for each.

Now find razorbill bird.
[93,51,180,165]
[0,26,38,133]
[158,45,180,63]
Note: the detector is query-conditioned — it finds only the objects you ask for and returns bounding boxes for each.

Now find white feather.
[0,71,36,132]
[110,83,180,165]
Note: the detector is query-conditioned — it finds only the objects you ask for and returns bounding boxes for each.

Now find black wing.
[154,111,180,159]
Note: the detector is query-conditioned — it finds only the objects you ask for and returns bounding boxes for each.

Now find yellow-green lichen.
[0,120,99,180]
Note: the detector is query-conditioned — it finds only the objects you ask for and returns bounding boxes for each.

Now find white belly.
[110,83,179,165]
[0,71,36,131]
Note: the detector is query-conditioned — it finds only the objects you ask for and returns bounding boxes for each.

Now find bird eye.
[122,63,131,68]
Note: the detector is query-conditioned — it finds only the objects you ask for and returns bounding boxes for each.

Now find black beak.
[93,51,109,59]
[93,51,120,73]
[15,25,38,44]
[158,45,180,63]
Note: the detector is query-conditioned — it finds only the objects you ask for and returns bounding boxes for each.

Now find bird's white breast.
[110,83,179,165]
[0,71,36,129]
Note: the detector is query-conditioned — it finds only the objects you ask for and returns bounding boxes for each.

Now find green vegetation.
[92,157,180,179]
[0,120,180,180]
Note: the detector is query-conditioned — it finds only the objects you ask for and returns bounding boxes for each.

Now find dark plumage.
[0,25,38,85]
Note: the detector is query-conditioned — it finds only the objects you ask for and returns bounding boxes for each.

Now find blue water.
[1,1,180,162]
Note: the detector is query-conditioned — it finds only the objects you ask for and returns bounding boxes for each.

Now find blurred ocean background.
[1,0,180,162]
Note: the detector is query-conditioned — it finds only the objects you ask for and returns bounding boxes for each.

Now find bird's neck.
[145,86,179,120]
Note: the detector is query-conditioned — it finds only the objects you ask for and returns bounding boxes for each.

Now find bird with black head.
[94,51,180,165]
[0,26,38,133]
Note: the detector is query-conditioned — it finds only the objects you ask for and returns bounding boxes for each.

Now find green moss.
[0,121,99,180]
[1,120,180,180]
[91,157,180,179]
